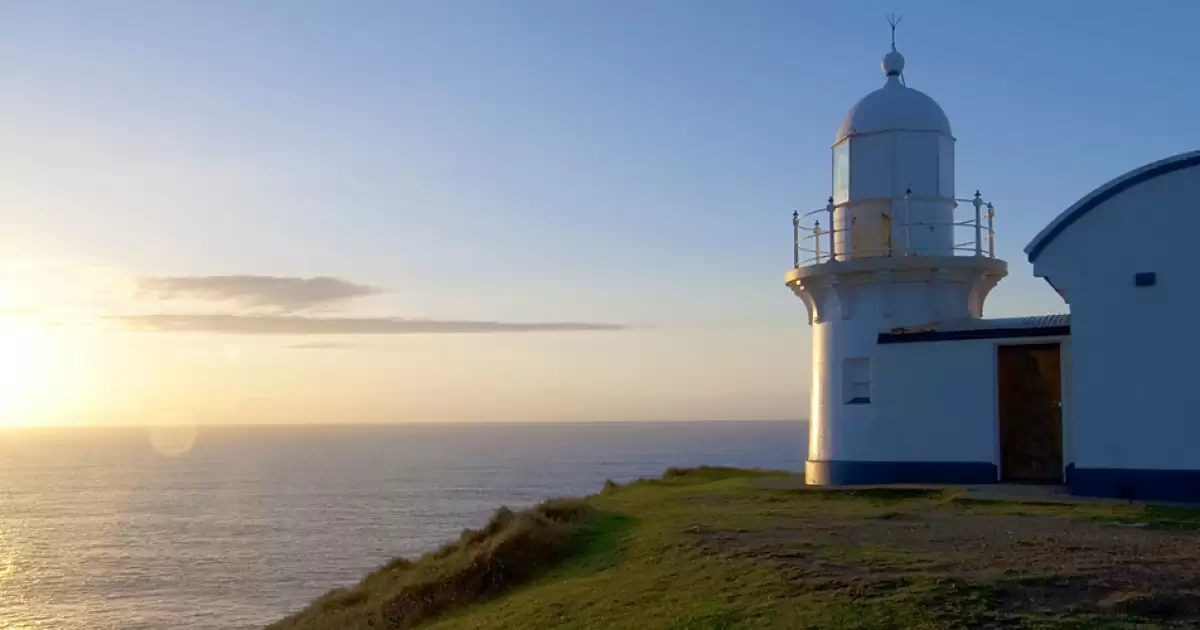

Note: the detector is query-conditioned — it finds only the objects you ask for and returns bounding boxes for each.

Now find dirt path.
[697,484,1200,625]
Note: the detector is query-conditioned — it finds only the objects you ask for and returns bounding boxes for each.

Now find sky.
[0,1,1197,426]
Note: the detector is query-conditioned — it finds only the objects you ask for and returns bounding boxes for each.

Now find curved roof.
[835,50,952,143]
[1025,151,1200,263]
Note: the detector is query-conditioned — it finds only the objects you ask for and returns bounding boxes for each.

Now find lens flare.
[147,424,198,457]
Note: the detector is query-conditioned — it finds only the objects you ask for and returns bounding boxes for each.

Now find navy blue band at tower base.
[805,460,998,485]
[1068,467,1200,502]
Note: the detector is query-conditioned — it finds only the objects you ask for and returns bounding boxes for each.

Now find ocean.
[0,421,806,629]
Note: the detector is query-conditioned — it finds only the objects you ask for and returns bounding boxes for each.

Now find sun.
[0,320,56,426]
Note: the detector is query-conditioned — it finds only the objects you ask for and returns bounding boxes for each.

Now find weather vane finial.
[887,14,903,51]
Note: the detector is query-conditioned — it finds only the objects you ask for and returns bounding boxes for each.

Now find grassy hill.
[269,467,1200,629]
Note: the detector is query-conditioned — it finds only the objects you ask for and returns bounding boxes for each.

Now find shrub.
[268,498,594,630]
[380,499,592,628]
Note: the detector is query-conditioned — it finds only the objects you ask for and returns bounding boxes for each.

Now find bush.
[270,497,595,630]
[379,499,592,628]
[535,498,594,523]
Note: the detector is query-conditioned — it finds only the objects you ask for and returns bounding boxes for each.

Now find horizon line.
[0,418,809,430]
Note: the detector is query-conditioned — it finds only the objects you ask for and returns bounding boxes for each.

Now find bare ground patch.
[691,507,1200,625]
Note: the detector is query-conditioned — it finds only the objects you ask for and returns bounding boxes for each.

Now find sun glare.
[0,320,56,426]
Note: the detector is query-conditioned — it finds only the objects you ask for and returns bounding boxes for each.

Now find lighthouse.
[785,38,1008,485]
[776,27,1200,501]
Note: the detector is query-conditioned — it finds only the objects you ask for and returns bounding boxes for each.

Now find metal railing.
[791,191,997,267]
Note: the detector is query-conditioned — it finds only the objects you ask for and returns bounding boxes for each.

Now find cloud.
[105,313,625,335]
[289,341,354,349]
[136,276,380,312]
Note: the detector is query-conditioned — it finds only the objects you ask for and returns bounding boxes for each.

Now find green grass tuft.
[811,487,946,502]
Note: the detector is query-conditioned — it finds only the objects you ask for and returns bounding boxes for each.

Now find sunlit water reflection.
[0,422,805,629]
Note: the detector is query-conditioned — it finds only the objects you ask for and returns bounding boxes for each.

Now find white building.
[784,43,1200,502]
[1025,151,1200,501]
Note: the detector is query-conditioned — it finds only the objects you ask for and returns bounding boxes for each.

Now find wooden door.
[997,344,1063,483]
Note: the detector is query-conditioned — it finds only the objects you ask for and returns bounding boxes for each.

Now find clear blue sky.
[0,1,1196,425]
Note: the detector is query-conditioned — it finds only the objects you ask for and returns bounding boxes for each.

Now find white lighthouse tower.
[785,34,1008,485]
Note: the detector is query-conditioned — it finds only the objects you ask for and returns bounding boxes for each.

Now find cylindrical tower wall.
[806,277,981,469]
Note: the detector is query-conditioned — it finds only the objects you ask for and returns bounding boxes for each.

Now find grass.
[951,496,1200,531]
[267,497,597,630]
[270,469,1200,629]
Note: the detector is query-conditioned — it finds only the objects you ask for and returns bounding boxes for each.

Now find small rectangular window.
[832,142,850,205]
[843,357,871,405]
[937,135,955,198]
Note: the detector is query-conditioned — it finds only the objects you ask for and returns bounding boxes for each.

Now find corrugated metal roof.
[935,314,1070,332]
[879,314,1070,344]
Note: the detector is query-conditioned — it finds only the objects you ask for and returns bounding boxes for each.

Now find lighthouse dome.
[835,49,951,142]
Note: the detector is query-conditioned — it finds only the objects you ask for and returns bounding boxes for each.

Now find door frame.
[993,340,1065,484]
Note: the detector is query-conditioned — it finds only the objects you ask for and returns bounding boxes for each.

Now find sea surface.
[0,421,807,629]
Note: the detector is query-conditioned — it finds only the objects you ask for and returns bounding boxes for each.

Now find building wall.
[873,335,1068,466]
[808,323,1067,484]
[807,279,987,467]
[870,338,998,463]
[1032,163,1200,486]
[1060,335,1075,471]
